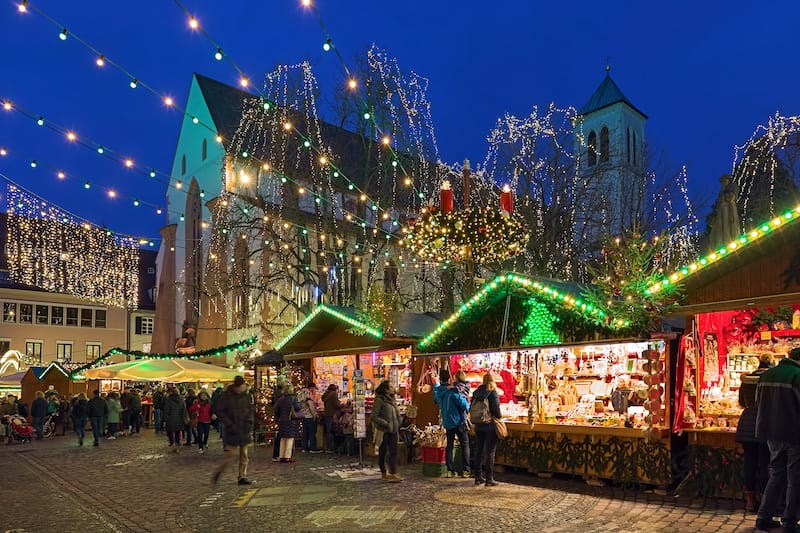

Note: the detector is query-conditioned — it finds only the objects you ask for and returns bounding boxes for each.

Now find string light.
[214,48,223,60]
[95,55,105,67]
[17,1,27,13]
[129,78,138,89]
[188,16,198,29]
[36,116,44,126]
[6,184,140,308]
[58,28,67,40]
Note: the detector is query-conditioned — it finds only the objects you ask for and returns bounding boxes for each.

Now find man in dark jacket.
[212,376,255,486]
[31,391,49,439]
[152,387,165,433]
[754,347,800,532]
[87,390,108,447]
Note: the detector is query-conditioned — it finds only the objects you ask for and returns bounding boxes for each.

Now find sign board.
[353,369,366,439]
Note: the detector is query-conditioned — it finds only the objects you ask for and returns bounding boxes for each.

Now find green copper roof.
[578,73,647,118]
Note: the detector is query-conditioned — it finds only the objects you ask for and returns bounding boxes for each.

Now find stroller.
[3,415,34,444]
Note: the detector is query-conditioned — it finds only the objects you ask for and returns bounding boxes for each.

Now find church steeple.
[578,71,647,118]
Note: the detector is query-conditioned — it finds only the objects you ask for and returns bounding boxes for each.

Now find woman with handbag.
[371,380,403,482]
[470,373,502,486]
[274,384,303,463]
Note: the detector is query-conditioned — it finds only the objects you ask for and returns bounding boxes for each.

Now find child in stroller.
[3,414,34,444]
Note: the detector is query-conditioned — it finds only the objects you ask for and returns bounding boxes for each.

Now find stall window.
[2,302,16,323]
[25,341,43,364]
[80,309,93,327]
[66,307,78,326]
[19,304,32,324]
[51,306,64,326]
[94,310,106,328]
[35,305,49,325]
[57,342,73,362]
[86,343,101,362]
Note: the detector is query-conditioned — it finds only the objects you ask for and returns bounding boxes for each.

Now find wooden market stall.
[665,205,800,498]
[20,362,88,408]
[273,304,440,452]
[413,273,674,485]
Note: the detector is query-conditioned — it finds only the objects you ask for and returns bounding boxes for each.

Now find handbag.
[492,417,508,439]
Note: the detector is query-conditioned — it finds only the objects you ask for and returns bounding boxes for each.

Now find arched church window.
[587,131,597,167]
[626,128,631,164]
[600,127,610,163]
[181,154,186,176]
[201,138,207,161]
[633,131,637,164]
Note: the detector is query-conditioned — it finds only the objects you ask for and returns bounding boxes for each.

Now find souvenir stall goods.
[413,339,671,484]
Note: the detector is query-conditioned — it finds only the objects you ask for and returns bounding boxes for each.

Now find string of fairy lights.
[5,181,141,308]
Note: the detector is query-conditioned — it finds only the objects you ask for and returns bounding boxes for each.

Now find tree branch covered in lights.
[5,184,140,308]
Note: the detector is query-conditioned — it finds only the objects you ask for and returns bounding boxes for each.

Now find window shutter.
[135,316,143,335]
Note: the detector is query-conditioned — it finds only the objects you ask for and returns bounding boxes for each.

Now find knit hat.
[233,376,246,387]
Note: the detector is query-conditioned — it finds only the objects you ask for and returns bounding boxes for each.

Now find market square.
[3,2,800,532]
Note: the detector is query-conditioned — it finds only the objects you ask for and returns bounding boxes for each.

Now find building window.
[51,306,64,326]
[25,341,43,364]
[181,154,187,175]
[626,128,631,164]
[80,308,93,327]
[587,131,597,167]
[66,307,78,326]
[57,342,73,362]
[86,343,101,362]
[2,302,16,323]
[633,131,637,164]
[599,127,610,163]
[0,339,9,354]
[135,316,154,335]
[94,310,106,328]
[201,138,207,161]
[35,305,49,325]
[19,304,32,324]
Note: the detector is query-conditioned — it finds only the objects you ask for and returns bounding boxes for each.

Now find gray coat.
[163,393,188,432]
[371,393,400,434]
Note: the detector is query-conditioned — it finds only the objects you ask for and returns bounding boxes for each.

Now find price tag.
[760,331,772,341]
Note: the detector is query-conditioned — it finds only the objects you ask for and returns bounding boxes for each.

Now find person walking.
[371,380,403,482]
[129,389,142,435]
[163,387,188,451]
[322,384,340,453]
[184,388,197,446]
[736,353,773,512]
[297,382,320,453]
[754,347,800,532]
[434,369,471,478]
[190,391,213,452]
[87,390,107,447]
[120,388,132,436]
[210,384,225,449]
[152,386,165,433]
[471,373,502,487]
[270,376,286,461]
[106,392,122,439]
[71,393,89,447]
[274,383,302,463]
[212,376,255,485]
[31,391,48,440]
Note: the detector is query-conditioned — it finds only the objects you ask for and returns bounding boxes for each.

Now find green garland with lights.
[419,273,615,350]
[69,337,258,378]
[274,304,382,351]
[400,208,529,264]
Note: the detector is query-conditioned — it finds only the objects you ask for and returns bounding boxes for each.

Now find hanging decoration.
[6,183,140,308]
[519,300,560,345]
[401,206,529,265]
[69,336,258,378]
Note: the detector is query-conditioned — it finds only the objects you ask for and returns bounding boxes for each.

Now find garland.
[69,337,259,378]
[400,207,529,264]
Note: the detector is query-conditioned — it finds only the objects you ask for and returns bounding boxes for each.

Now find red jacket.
[189,400,212,423]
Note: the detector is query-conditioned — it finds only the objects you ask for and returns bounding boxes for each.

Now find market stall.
[658,204,800,498]
[413,274,672,484]
[82,359,243,383]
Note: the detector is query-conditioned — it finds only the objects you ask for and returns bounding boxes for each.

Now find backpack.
[469,397,492,424]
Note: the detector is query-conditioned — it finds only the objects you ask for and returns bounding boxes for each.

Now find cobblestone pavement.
[0,431,761,533]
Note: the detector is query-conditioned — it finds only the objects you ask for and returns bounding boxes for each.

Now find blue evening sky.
[1,0,798,241]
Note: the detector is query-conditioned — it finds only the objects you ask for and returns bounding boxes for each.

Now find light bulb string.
[15,2,226,143]
[303,1,425,199]
[0,170,157,245]
[0,142,179,221]
[169,0,411,221]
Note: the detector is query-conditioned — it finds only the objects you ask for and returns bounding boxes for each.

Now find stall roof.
[275,304,441,356]
[418,273,614,352]
[651,205,800,313]
[251,350,283,366]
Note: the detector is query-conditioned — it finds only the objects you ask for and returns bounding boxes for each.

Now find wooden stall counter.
[498,422,671,485]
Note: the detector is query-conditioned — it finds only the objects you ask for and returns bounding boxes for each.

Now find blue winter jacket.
[434,383,469,430]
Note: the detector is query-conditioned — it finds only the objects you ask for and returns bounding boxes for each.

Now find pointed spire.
[578,69,646,118]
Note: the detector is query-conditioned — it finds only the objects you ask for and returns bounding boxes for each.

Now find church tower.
[573,67,647,241]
